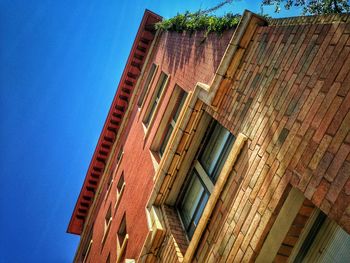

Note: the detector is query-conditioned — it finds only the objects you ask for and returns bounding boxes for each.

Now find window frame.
[104,174,113,201]
[116,213,129,263]
[137,63,158,108]
[150,85,187,160]
[114,171,125,212]
[176,120,235,239]
[102,204,112,245]
[158,88,187,157]
[142,71,169,130]
[290,209,350,262]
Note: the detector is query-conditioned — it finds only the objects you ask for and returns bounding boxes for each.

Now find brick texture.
[197,13,350,262]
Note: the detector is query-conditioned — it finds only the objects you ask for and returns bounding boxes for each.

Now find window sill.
[150,150,160,172]
[116,234,129,263]
[101,219,112,247]
[139,206,166,262]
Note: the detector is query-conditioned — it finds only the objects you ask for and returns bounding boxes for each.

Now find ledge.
[117,234,129,263]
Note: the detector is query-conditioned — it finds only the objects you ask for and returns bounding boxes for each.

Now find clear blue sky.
[0,1,301,262]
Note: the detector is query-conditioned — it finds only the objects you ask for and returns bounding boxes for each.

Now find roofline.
[67,9,162,235]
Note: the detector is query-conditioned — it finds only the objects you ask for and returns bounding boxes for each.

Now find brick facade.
[68,10,350,263]
[196,13,350,262]
[68,10,234,262]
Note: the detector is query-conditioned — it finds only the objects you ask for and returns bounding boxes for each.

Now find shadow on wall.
[163,29,235,79]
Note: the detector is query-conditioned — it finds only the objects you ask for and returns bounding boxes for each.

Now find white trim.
[82,240,93,263]
[116,234,129,263]
[114,182,125,211]
[102,218,112,246]
[194,161,214,193]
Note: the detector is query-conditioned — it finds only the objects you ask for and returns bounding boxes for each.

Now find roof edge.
[67,9,161,235]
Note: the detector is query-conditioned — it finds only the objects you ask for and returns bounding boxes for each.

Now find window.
[159,88,187,157]
[257,188,350,262]
[105,175,113,200]
[143,72,169,127]
[105,253,110,263]
[118,214,127,246]
[138,64,157,107]
[116,146,124,165]
[177,121,234,239]
[116,213,129,263]
[102,204,112,245]
[292,211,350,262]
[114,172,125,211]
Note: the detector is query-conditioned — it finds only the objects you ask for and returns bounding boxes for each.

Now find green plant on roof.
[155,0,241,35]
[155,11,241,34]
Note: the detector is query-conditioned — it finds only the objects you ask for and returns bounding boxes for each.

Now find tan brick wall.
[196,14,350,262]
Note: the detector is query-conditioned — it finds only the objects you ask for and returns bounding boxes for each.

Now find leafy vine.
[155,11,241,35]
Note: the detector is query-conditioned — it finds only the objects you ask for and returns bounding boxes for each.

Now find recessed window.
[102,204,112,245]
[117,172,125,193]
[105,175,113,199]
[143,72,169,127]
[138,63,157,107]
[106,253,110,263]
[293,211,350,262]
[116,147,124,164]
[116,213,129,262]
[159,88,187,157]
[114,172,125,211]
[177,121,234,239]
[118,214,127,246]
[104,205,112,234]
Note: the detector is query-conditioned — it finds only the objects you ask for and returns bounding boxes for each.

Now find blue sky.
[0,1,301,262]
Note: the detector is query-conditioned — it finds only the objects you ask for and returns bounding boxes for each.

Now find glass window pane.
[144,102,157,126]
[199,124,231,179]
[173,91,187,122]
[187,192,209,239]
[193,192,209,226]
[138,64,156,107]
[303,218,350,263]
[159,124,173,156]
[143,72,168,126]
[179,172,205,229]
[156,74,167,99]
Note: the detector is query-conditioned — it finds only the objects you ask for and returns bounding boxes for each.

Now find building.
[67,9,350,263]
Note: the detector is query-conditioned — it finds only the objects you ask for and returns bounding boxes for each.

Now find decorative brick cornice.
[67,10,161,235]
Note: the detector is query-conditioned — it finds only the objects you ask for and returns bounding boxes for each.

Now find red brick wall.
[82,29,234,262]
[142,30,234,149]
[196,14,350,262]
